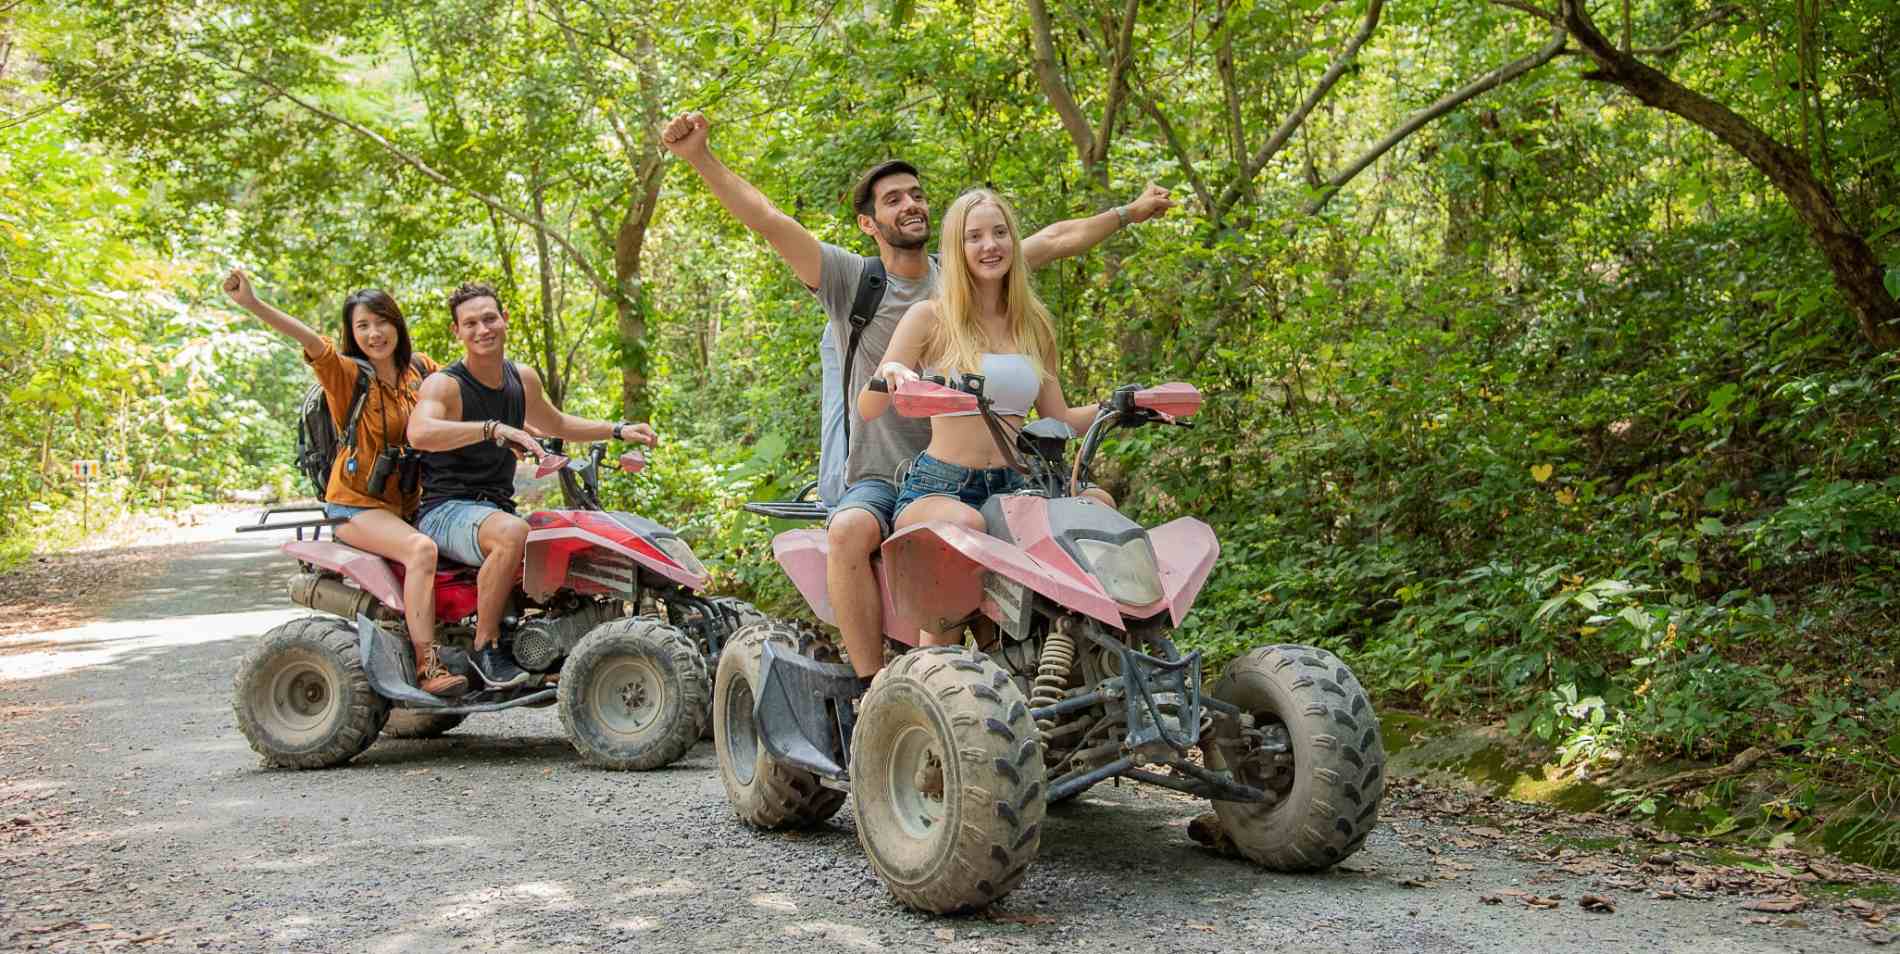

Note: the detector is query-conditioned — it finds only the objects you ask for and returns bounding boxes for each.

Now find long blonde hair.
[925,189,1059,382]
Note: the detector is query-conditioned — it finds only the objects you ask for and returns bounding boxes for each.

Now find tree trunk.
[613,157,665,421]
[1559,0,1899,351]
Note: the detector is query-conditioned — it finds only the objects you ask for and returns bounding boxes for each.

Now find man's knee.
[826,509,883,558]
[483,514,530,555]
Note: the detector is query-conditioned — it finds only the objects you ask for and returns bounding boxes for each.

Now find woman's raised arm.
[222,268,325,360]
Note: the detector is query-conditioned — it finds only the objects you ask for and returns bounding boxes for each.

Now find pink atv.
[232,443,750,771]
[721,379,1386,913]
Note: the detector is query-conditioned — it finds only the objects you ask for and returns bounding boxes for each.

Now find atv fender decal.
[285,540,406,612]
[1148,517,1220,627]
[524,526,705,598]
[771,529,925,645]
[883,522,1126,630]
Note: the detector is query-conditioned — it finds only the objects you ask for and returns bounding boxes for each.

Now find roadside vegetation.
[4,1,1895,854]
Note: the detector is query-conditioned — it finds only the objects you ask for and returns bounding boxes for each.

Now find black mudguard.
[357,614,448,708]
[754,640,860,780]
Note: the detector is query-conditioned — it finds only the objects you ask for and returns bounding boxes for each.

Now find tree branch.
[1136,91,1214,214]
[215,56,617,301]
[1212,0,1385,221]
[1555,0,1898,349]
[1026,0,1097,162]
[1093,0,1143,169]
[1305,25,1566,215]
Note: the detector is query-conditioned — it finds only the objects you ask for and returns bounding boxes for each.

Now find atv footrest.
[755,640,859,780]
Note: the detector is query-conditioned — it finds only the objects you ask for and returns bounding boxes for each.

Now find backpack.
[294,356,425,500]
[818,253,938,504]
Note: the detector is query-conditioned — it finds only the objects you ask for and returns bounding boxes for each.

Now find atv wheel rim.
[1242,716,1298,803]
[589,656,663,740]
[256,655,338,745]
[725,679,759,786]
[883,724,947,840]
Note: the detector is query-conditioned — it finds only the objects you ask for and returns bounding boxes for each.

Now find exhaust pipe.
[289,573,397,622]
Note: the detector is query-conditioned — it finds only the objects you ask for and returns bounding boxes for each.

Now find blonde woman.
[860,189,1115,552]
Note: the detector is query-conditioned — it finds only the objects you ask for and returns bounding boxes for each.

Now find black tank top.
[417,360,526,518]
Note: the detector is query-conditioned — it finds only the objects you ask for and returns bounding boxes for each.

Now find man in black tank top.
[409,283,658,689]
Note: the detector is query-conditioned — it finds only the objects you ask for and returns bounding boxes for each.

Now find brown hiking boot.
[417,644,468,697]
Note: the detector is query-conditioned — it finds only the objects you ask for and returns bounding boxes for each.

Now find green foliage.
[6,0,1897,794]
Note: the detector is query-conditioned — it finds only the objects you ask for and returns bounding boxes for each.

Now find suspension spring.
[1031,624,1076,732]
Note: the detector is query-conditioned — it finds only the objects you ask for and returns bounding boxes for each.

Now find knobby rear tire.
[232,616,388,769]
[712,621,847,828]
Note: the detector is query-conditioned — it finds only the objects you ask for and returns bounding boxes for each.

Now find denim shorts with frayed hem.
[826,478,899,538]
[893,452,1024,521]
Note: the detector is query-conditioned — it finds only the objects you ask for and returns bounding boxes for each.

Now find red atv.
[232,442,753,770]
[723,378,1386,913]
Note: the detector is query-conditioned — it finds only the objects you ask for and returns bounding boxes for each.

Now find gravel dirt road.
[0,513,1891,952]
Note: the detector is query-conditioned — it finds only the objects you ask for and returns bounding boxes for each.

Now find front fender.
[1149,517,1220,627]
[882,522,1126,631]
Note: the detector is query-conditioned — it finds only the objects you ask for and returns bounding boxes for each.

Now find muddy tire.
[851,647,1045,914]
[382,711,467,739]
[688,597,766,740]
[1205,644,1384,870]
[713,621,847,828]
[233,617,388,769]
[558,617,708,770]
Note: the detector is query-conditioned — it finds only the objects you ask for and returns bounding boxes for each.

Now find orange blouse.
[304,337,440,514]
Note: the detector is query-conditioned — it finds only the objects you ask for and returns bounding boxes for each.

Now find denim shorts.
[893,452,1024,520]
[416,499,508,567]
[826,478,899,538]
[323,502,375,521]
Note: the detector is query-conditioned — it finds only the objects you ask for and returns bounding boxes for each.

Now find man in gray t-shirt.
[662,110,1172,687]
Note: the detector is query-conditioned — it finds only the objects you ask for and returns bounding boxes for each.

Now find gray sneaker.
[469,646,530,689]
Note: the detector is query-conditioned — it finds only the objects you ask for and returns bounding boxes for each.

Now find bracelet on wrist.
[1114,205,1131,228]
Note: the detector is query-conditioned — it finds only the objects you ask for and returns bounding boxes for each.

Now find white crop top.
[933,353,1040,418]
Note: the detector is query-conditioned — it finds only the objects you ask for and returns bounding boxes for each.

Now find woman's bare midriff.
[924,413,1029,469]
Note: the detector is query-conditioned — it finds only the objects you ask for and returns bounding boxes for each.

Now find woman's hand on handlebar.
[875,361,919,393]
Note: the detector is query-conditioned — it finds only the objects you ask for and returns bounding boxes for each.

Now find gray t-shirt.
[814,242,939,488]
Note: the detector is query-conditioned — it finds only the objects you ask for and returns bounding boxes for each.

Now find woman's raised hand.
[222,268,259,309]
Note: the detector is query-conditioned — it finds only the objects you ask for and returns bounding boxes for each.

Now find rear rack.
[235,504,347,541]
[742,480,827,524]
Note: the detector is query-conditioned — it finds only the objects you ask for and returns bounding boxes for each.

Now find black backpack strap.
[337,357,375,453]
[840,257,886,442]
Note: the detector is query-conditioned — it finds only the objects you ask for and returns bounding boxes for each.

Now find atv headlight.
[1075,536,1166,606]
[651,535,707,577]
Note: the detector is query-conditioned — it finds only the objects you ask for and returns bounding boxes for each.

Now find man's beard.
[878,215,929,250]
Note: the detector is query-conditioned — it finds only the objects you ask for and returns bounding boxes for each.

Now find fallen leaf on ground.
[1741,898,1807,914]
[1580,895,1616,913]
[1526,895,1563,909]
[934,928,955,942]
[1465,826,1507,839]
[1186,924,1217,933]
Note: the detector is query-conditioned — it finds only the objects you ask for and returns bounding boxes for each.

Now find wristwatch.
[612,422,626,441]
[1114,204,1131,228]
